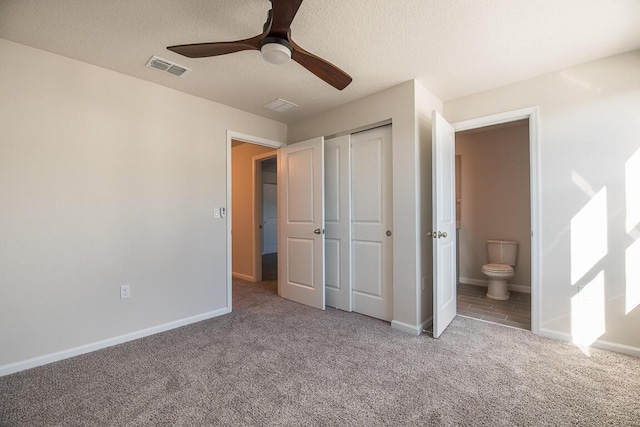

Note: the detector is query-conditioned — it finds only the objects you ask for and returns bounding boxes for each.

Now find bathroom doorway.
[454,119,532,330]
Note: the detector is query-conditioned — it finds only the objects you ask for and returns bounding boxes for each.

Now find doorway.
[259,156,278,282]
[449,107,541,335]
[454,119,532,330]
[230,140,278,283]
[226,131,285,311]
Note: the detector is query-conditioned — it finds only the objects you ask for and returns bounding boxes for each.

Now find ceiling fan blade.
[269,0,303,37]
[168,33,264,58]
[289,39,352,90]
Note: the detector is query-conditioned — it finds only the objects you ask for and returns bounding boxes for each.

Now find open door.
[432,111,457,338]
[278,137,325,310]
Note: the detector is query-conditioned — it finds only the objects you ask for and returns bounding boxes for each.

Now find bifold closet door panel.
[350,125,393,322]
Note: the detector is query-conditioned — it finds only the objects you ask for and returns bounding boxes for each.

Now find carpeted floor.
[1,277,639,426]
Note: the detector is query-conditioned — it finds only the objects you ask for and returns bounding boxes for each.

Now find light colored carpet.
[1,278,639,426]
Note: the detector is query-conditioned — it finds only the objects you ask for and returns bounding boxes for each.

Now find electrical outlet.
[220,207,226,218]
[120,284,131,299]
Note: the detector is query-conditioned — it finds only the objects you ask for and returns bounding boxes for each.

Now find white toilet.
[481,240,518,300]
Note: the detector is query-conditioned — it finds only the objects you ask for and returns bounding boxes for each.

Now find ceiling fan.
[167,0,352,90]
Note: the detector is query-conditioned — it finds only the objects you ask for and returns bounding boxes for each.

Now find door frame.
[252,151,278,282]
[226,131,285,312]
[450,106,540,335]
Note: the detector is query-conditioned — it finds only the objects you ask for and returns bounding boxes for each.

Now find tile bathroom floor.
[456,283,531,330]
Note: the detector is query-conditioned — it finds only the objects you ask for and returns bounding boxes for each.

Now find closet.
[278,124,393,321]
[325,125,393,321]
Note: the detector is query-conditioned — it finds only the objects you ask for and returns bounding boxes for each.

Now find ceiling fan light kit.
[167,0,352,90]
[260,38,292,65]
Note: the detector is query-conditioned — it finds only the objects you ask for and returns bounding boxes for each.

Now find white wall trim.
[0,307,230,377]
[392,319,423,336]
[452,106,541,335]
[539,328,640,358]
[226,131,285,313]
[232,272,256,282]
[459,277,531,294]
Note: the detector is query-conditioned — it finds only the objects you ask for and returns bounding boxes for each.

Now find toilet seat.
[482,263,514,273]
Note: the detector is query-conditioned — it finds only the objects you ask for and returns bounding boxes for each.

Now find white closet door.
[351,126,393,321]
[278,137,325,310]
[324,135,352,311]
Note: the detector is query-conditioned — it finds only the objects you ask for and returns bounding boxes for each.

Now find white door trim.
[451,106,541,335]
[226,131,285,312]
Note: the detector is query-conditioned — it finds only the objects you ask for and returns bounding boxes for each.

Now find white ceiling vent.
[262,98,298,113]
[146,56,190,77]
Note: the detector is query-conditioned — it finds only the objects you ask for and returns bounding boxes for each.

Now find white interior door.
[324,135,352,311]
[262,183,278,254]
[351,126,393,321]
[278,137,325,310]
[432,111,457,338]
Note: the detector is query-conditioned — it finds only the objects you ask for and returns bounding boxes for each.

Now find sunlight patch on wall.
[626,148,640,233]
[571,270,606,353]
[559,71,601,93]
[571,170,596,198]
[626,237,640,315]
[571,187,608,284]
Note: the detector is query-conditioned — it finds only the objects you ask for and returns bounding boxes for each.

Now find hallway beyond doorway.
[262,253,277,282]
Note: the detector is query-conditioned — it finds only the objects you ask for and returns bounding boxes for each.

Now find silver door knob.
[386,230,392,236]
[314,228,322,235]
[437,231,448,238]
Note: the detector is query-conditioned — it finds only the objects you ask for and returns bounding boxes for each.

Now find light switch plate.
[213,208,220,219]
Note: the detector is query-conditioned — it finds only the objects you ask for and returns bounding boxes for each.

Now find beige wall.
[456,122,531,290]
[0,39,286,369]
[231,143,275,280]
[445,50,640,351]
[288,80,443,332]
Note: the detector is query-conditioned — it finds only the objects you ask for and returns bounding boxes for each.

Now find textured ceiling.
[1,0,639,124]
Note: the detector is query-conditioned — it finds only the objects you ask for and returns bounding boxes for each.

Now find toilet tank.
[487,240,518,266]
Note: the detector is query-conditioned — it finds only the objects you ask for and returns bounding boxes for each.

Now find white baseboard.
[459,276,531,294]
[539,328,640,358]
[232,271,255,282]
[0,307,230,377]
[391,319,423,336]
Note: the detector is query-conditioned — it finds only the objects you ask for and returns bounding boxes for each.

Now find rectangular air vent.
[146,56,190,77]
[262,98,298,113]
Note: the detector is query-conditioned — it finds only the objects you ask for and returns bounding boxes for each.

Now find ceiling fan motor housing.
[260,37,293,64]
